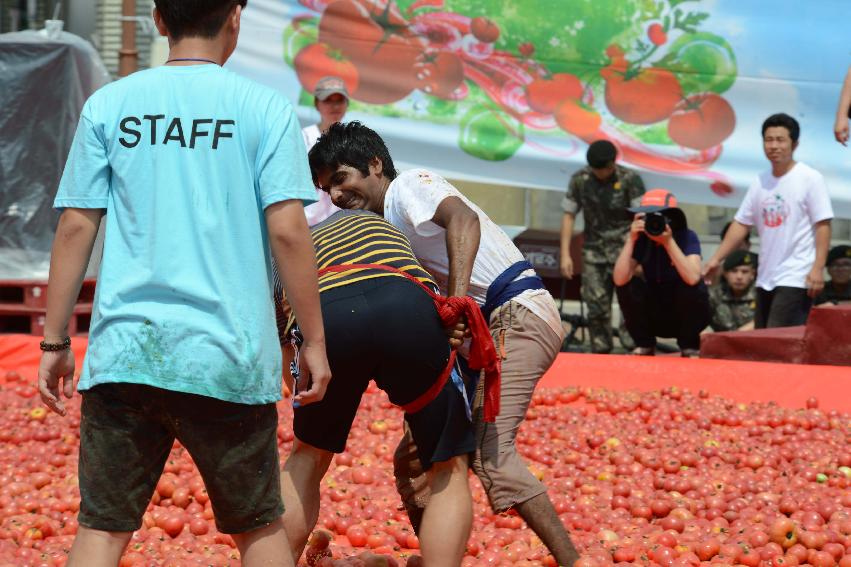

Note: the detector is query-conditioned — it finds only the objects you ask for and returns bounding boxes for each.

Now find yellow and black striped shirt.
[310,210,436,293]
[272,210,437,338]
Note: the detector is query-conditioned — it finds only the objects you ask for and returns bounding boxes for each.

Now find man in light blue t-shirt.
[35,1,330,565]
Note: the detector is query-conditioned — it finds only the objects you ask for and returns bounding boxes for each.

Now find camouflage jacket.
[709,282,757,332]
[562,165,646,264]
[814,281,851,306]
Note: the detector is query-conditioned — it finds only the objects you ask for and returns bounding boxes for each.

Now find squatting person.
[613,189,710,357]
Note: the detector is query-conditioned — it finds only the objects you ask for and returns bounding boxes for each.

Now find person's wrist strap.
[40,337,71,352]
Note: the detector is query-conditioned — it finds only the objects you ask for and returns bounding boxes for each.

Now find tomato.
[470,17,499,43]
[652,544,676,566]
[823,543,846,561]
[29,407,47,421]
[771,517,799,549]
[318,0,425,104]
[155,474,178,499]
[554,99,601,139]
[405,533,419,549]
[188,517,208,536]
[336,453,354,467]
[192,488,208,506]
[4,370,22,382]
[161,513,185,539]
[603,65,683,124]
[170,487,191,509]
[119,551,147,567]
[667,93,736,150]
[525,73,584,114]
[648,23,668,46]
[694,537,721,561]
[660,515,685,533]
[294,43,360,96]
[518,42,535,58]
[612,545,636,562]
[811,550,839,567]
[346,525,368,547]
[414,51,464,99]
[350,467,375,484]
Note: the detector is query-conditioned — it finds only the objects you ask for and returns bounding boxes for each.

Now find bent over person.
[308,122,579,567]
[276,210,475,566]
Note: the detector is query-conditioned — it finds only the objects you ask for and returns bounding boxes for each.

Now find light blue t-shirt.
[54,64,316,404]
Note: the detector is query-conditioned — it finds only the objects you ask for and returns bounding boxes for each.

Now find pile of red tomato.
[1,368,850,567]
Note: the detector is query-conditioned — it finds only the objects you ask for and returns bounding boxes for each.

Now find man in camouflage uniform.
[560,140,646,353]
[708,250,758,332]
[814,245,851,305]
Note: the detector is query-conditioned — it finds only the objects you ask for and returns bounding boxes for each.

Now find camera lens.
[644,212,668,236]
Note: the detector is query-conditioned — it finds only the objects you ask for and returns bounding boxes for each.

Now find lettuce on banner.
[227,0,851,217]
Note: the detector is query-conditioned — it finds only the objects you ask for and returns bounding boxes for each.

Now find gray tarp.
[0,29,109,279]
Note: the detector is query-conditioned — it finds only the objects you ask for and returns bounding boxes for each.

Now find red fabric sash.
[316,264,501,421]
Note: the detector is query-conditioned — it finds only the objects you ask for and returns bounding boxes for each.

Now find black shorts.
[78,383,283,534]
[294,277,474,469]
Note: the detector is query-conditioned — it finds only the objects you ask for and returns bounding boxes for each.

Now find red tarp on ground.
[2,334,849,412]
[539,353,851,413]
[0,334,88,380]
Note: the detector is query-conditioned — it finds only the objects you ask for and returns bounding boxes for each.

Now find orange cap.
[629,188,678,213]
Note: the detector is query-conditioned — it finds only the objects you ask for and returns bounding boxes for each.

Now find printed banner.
[227,0,851,218]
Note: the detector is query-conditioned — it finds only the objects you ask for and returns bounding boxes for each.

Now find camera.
[644,212,669,237]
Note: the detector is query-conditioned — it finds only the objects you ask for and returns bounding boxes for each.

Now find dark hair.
[721,221,750,243]
[308,121,398,187]
[586,139,617,169]
[761,113,800,142]
[154,0,247,40]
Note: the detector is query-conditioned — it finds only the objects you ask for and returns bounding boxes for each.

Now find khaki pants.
[394,299,562,514]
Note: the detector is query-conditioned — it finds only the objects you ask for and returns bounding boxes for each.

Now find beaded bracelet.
[39,336,71,352]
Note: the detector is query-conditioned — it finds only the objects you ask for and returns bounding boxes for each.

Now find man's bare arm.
[431,196,481,298]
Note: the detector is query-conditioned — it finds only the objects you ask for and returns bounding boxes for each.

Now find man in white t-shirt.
[302,76,348,225]
[307,121,578,566]
[704,113,833,328]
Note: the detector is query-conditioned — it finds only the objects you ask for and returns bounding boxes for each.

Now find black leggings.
[616,277,710,350]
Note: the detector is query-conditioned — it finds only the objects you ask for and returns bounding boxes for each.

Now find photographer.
[613,189,710,357]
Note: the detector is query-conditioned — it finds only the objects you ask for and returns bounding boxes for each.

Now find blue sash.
[481,260,545,322]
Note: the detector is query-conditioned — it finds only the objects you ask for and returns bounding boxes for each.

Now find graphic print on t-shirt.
[761,194,789,228]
